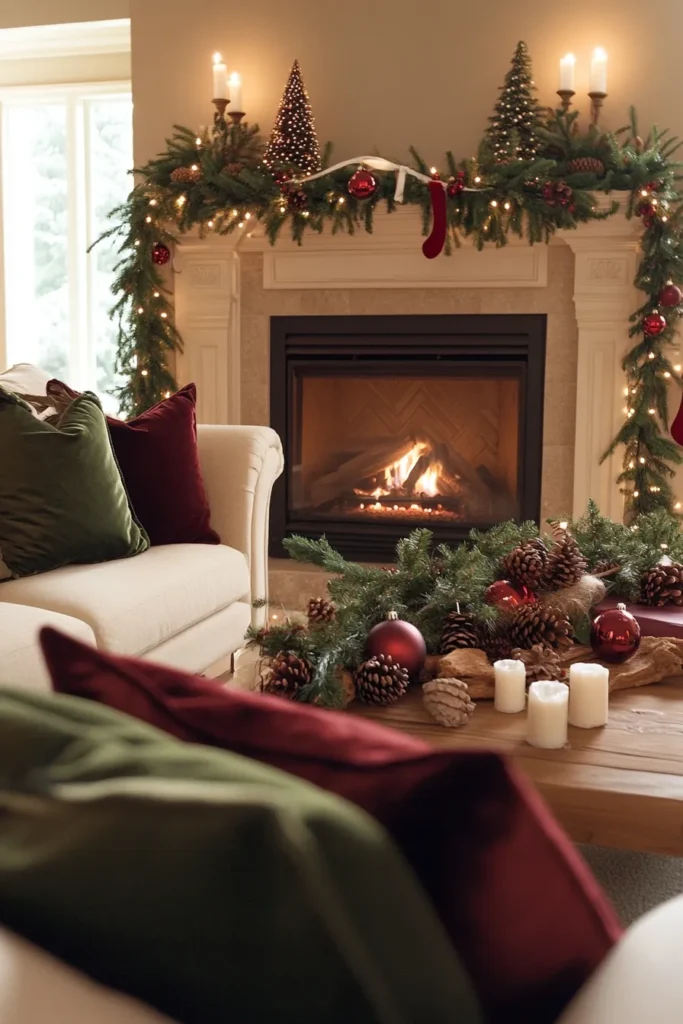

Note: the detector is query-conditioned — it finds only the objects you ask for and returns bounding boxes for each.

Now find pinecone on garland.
[509,603,573,650]
[440,611,480,654]
[307,597,336,625]
[261,652,312,699]
[502,540,548,588]
[511,644,567,682]
[641,563,683,607]
[170,165,202,184]
[567,156,606,177]
[544,534,588,589]
[591,559,620,578]
[354,655,410,706]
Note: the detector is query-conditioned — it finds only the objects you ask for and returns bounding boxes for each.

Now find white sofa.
[0,421,283,690]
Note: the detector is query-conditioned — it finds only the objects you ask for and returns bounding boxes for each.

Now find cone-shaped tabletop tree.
[264,60,321,175]
[486,41,544,162]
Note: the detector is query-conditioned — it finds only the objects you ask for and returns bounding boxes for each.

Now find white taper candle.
[212,52,228,100]
[527,681,569,749]
[589,48,608,93]
[229,72,243,112]
[559,53,576,92]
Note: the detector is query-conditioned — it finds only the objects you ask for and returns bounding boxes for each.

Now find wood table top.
[352,680,683,857]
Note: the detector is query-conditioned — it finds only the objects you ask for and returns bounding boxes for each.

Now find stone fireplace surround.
[174,197,647,605]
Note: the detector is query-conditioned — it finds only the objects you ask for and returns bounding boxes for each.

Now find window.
[0,82,132,410]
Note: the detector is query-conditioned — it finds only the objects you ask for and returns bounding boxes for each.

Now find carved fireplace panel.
[270,315,546,559]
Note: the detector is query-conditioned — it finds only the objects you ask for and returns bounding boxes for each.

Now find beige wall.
[131,0,683,166]
[0,1,129,29]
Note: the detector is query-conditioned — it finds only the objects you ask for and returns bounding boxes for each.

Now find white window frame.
[0,79,132,385]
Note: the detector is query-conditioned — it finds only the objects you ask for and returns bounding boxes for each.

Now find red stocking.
[672,391,683,445]
[422,180,447,259]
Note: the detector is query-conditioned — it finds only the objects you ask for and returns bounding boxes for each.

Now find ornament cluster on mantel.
[95,41,683,518]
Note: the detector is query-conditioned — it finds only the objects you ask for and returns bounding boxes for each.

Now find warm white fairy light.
[207,220,214,228]
[176,195,186,207]
[237,221,244,228]
[160,312,168,319]
[245,212,252,220]
[134,240,140,247]
[231,209,238,217]
[629,460,635,469]
[302,210,310,218]
[146,216,152,224]
[676,502,682,510]
[633,490,640,497]
[639,457,646,463]
[164,390,171,398]
[623,386,630,396]
[640,189,649,197]
[153,291,160,298]
[648,352,655,359]
[137,306,144,314]
[191,164,199,172]
[195,136,202,146]
[649,407,656,414]
[149,199,157,207]
[503,201,511,210]
[490,200,498,208]
[474,175,481,184]
[664,371,672,378]
[279,205,286,214]
[337,196,345,205]
[675,364,682,372]
[141,369,148,377]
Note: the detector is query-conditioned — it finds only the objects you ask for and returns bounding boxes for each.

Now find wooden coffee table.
[353,678,683,857]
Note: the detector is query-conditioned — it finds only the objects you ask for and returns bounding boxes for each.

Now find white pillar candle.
[559,53,576,92]
[568,663,609,728]
[527,681,569,749]
[212,53,228,99]
[494,659,526,714]
[229,72,243,112]
[589,48,608,93]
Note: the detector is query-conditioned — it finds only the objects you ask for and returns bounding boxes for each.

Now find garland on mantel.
[97,91,683,516]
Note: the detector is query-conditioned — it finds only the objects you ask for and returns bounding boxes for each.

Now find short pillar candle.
[494,659,527,713]
[568,663,609,728]
[527,681,569,749]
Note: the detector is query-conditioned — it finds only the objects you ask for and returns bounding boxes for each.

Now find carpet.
[580,845,683,926]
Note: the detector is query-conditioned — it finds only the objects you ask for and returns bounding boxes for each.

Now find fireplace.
[270,314,546,559]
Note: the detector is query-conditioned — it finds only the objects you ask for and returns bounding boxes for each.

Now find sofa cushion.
[47,381,220,547]
[41,628,622,1024]
[0,362,51,396]
[0,687,482,1024]
[0,389,148,578]
[0,605,96,691]
[0,926,174,1023]
[0,545,248,657]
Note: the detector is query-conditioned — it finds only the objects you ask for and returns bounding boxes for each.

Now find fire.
[414,465,439,497]
[384,443,426,492]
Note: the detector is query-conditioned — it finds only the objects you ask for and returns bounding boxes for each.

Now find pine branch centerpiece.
[245,501,683,713]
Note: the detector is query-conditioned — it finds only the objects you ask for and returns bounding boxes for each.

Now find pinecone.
[423,678,475,728]
[567,156,606,177]
[354,655,410,706]
[307,597,336,625]
[440,611,480,654]
[509,603,573,650]
[482,632,514,663]
[502,541,548,588]
[170,165,202,184]
[591,559,620,578]
[544,534,588,589]
[641,563,683,607]
[261,652,312,699]
[511,644,567,682]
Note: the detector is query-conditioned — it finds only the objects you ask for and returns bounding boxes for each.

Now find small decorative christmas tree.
[264,60,321,175]
[486,41,544,162]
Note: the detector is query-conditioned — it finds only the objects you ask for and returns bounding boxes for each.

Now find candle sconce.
[212,97,229,129]
[589,91,607,126]
[556,88,575,112]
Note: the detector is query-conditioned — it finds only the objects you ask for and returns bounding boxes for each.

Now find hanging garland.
[97,59,683,516]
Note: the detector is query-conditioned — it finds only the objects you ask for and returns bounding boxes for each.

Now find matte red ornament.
[659,284,683,308]
[590,603,641,664]
[485,579,535,611]
[447,172,465,198]
[152,242,171,266]
[642,312,667,337]
[365,611,426,677]
[348,167,377,200]
[422,179,448,260]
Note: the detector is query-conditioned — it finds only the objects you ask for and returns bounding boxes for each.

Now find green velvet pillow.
[0,387,148,577]
[0,689,482,1024]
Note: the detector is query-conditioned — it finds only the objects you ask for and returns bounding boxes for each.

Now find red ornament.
[590,603,641,664]
[348,168,377,201]
[447,172,465,198]
[642,312,667,337]
[542,181,573,208]
[637,200,656,228]
[365,611,426,678]
[151,242,171,266]
[485,579,535,611]
[659,284,683,308]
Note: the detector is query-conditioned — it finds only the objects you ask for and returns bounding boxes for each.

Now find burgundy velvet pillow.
[46,381,218,546]
[41,627,621,1024]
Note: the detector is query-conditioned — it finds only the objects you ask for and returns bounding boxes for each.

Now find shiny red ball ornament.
[659,284,683,308]
[485,579,535,610]
[447,172,466,198]
[590,603,641,664]
[365,611,426,678]
[642,312,667,337]
[348,167,377,201]
[151,242,171,266]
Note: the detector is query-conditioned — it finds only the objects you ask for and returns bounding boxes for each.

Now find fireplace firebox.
[270,315,546,560]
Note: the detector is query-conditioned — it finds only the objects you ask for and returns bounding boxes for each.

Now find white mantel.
[174,197,648,521]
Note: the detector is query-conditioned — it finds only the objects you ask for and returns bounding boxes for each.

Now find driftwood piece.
[437,649,495,700]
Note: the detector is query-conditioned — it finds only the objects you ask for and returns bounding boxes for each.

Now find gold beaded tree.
[263,60,321,175]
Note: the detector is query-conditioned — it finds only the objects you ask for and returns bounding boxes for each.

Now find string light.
[231,209,238,218]
[160,312,168,319]
[676,502,682,510]
[134,240,140,247]
[623,387,630,396]
[490,200,498,208]
[141,369,148,377]
[337,196,345,205]
[207,220,214,228]
[244,212,252,220]
[176,195,186,208]
[146,216,152,224]
[137,306,144,314]
[633,490,640,497]
[195,136,202,146]
[629,460,635,469]
[640,189,649,197]
[149,199,157,207]
[301,210,310,218]
[503,201,511,210]
[191,164,199,172]
[164,390,171,398]
[675,364,682,372]
[648,352,655,359]
[153,291,160,298]
[474,175,482,184]
[649,408,656,414]
[664,371,671,378]
[279,205,286,214]
[237,221,244,229]
[661,543,669,549]
[639,457,646,464]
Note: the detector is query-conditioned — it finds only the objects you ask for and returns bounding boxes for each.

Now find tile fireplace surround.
[174,197,652,604]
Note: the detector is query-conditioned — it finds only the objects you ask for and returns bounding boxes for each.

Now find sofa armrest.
[558,893,683,1024]
[197,425,283,628]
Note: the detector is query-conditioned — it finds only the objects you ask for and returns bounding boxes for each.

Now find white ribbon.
[293,155,442,203]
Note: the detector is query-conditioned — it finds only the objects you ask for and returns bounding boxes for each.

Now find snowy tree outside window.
[1,84,132,413]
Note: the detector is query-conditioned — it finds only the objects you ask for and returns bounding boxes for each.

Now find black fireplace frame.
[269,314,546,560]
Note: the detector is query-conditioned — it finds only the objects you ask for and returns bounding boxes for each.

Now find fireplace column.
[562,203,642,520]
